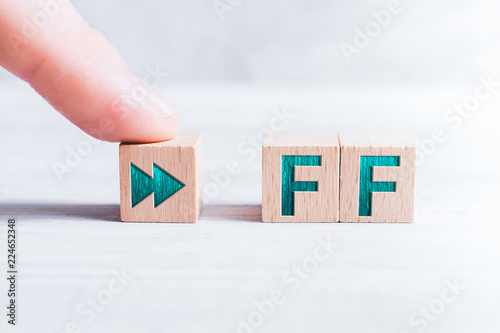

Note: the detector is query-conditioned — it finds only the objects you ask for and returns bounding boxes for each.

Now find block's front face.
[339,132,416,222]
[262,133,339,222]
[119,133,202,223]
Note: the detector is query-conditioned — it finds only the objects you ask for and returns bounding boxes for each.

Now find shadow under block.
[119,132,203,223]
[339,132,416,223]
[262,132,340,222]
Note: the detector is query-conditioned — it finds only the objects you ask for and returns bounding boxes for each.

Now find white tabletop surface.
[0,81,499,332]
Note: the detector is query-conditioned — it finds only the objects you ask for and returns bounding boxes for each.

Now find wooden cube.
[339,132,416,222]
[262,132,340,222]
[119,132,202,223]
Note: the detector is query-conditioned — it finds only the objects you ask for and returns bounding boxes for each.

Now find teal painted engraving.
[359,156,400,216]
[281,155,321,216]
[130,163,185,208]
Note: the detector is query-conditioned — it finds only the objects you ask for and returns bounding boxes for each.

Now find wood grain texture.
[339,132,416,223]
[119,132,203,223]
[262,132,339,222]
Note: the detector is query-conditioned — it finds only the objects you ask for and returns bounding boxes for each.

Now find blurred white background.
[1,0,500,84]
[1,1,500,333]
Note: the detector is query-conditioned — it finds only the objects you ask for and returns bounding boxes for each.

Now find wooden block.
[339,132,416,223]
[119,132,202,223]
[262,132,339,222]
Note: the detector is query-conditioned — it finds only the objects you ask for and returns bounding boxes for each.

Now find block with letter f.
[339,132,416,222]
[262,132,340,222]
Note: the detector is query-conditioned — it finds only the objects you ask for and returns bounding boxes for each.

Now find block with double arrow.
[119,133,203,223]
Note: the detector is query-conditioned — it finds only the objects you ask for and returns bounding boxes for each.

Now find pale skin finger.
[0,0,180,143]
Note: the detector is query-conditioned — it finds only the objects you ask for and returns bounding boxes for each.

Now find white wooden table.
[0,81,499,332]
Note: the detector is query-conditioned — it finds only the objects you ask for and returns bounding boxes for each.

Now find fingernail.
[133,76,179,118]
[144,87,179,117]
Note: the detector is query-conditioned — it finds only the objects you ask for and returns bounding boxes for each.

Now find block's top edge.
[120,132,202,148]
[263,132,339,147]
[338,132,415,147]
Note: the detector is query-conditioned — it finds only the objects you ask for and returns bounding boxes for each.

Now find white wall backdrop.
[1,0,500,83]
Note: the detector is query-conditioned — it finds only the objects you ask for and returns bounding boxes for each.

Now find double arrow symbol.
[130,163,185,208]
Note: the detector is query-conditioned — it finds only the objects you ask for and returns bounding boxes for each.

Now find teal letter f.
[281,155,321,216]
[359,156,400,216]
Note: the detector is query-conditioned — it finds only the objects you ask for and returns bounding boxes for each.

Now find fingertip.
[0,1,182,145]
[85,112,181,144]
